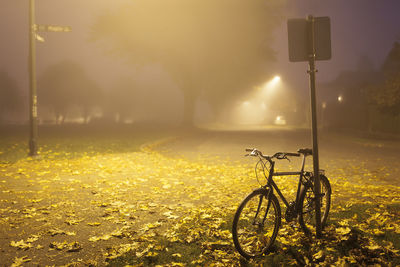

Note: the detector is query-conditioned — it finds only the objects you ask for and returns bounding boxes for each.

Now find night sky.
[1,0,399,98]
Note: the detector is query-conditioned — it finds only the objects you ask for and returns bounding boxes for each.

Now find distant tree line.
[3,1,288,126]
[0,71,22,123]
[319,41,400,133]
[38,61,102,124]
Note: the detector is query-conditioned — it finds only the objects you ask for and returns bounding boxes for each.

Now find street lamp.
[337,95,343,103]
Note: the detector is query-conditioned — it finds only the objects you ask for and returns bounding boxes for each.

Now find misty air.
[0,0,399,266]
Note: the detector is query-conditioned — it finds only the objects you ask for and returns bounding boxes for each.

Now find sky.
[0,0,399,102]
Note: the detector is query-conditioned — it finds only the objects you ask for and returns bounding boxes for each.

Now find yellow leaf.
[87,222,101,226]
[11,256,31,267]
[336,227,351,235]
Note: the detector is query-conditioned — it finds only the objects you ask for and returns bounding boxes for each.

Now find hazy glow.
[262,75,281,95]
[261,102,267,110]
[338,95,343,102]
[274,115,286,125]
[231,75,287,125]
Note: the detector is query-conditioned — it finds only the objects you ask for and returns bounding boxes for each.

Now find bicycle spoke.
[232,190,280,258]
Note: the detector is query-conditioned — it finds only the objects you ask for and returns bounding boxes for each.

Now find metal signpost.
[287,15,331,237]
[28,0,71,156]
[28,0,38,156]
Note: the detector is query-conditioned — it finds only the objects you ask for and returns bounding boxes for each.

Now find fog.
[0,0,400,132]
[1,2,400,265]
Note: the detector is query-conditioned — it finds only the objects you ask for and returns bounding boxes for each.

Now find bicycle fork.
[252,189,272,227]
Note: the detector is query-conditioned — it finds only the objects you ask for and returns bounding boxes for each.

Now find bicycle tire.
[298,174,331,236]
[232,188,281,259]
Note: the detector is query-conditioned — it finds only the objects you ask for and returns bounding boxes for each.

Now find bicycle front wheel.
[232,188,281,259]
[299,174,331,236]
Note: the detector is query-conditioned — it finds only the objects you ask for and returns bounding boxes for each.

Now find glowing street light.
[262,75,281,93]
[337,95,343,103]
[270,75,281,86]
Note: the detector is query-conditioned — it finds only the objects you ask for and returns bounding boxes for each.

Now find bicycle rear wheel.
[298,174,331,236]
[232,188,281,259]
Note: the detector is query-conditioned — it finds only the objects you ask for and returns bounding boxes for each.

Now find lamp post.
[27,0,71,156]
[28,0,38,156]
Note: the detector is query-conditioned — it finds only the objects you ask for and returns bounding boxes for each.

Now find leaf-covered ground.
[0,126,399,266]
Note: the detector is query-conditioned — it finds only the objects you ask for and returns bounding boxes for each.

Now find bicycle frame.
[263,154,308,214]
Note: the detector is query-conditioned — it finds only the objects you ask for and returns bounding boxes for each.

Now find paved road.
[160,127,400,186]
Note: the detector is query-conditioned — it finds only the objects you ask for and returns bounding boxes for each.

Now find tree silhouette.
[0,71,22,123]
[369,42,400,116]
[38,61,102,123]
[91,0,284,125]
[106,77,137,123]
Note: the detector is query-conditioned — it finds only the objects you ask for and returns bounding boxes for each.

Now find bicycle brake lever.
[285,156,291,162]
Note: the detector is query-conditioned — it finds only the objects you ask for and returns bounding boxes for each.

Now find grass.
[108,237,204,266]
[1,125,399,266]
[105,201,400,266]
[0,124,172,163]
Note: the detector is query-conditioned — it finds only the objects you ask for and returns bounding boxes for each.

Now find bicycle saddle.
[297,148,312,155]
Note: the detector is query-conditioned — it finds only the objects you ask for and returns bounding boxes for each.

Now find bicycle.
[232,148,331,259]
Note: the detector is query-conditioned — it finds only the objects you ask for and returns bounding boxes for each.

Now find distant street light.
[337,95,343,103]
[321,102,327,128]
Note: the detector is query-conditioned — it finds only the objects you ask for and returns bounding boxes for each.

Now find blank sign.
[287,17,331,62]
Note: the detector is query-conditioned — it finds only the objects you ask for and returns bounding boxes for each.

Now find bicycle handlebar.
[285,152,301,157]
[245,148,300,160]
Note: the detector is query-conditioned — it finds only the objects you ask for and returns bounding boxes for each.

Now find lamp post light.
[337,95,343,103]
